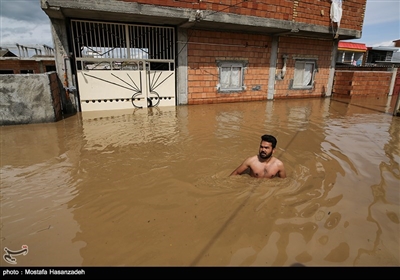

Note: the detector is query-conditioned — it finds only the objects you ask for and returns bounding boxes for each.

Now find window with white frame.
[292,60,316,89]
[336,51,345,63]
[217,60,246,92]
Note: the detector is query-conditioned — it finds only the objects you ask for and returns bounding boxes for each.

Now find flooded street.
[1,96,399,267]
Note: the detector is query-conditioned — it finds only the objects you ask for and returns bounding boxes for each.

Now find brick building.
[0,58,56,75]
[336,41,367,66]
[0,45,56,74]
[40,0,367,112]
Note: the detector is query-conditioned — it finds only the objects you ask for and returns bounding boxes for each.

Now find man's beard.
[259,151,272,160]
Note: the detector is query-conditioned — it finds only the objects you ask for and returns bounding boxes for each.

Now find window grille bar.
[71,20,175,62]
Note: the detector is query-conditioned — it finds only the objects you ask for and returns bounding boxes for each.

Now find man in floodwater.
[230,134,286,179]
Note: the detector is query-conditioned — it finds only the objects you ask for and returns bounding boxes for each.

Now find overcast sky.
[0,0,399,49]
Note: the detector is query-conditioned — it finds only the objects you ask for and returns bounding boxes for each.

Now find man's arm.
[276,161,287,178]
[230,158,251,176]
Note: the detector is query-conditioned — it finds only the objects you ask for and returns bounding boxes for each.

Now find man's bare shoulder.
[246,155,259,163]
[273,157,284,165]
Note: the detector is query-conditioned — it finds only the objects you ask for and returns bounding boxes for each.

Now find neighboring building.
[364,46,400,66]
[0,48,18,58]
[0,44,56,74]
[40,0,367,113]
[336,41,367,66]
[334,41,400,102]
[335,38,400,67]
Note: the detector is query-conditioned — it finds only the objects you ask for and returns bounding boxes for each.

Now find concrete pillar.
[388,67,397,96]
[50,18,77,113]
[390,67,400,116]
[176,28,188,105]
[38,61,44,73]
[394,94,400,116]
[267,36,279,100]
[326,40,338,97]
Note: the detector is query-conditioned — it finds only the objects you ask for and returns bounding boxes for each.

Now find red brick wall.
[118,0,366,31]
[186,31,336,104]
[333,71,391,96]
[294,0,366,30]
[186,30,272,105]
[0,59,56,74]
[293,0,331,26]
[119,0,293,20]
[274,37,333,98]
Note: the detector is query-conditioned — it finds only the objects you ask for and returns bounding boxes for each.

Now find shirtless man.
[230,134,286,179]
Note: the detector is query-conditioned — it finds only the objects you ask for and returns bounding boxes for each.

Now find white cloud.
[0,0,52,47]
[1,0,47,23]
[0,17,52,46]
[371,40,395,47]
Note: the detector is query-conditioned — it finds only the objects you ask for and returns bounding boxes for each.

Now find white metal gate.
[71,20,175,111]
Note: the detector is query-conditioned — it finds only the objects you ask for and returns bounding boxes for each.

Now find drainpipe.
[63,56,71,101]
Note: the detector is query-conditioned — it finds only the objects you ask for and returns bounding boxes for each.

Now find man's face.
[259,141,274,160]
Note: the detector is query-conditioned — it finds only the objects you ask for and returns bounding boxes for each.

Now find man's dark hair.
[261,134,277,149]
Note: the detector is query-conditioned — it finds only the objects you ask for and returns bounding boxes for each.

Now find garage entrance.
[71,20,175,111]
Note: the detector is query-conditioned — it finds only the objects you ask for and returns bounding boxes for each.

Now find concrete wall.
[0,72,63,125]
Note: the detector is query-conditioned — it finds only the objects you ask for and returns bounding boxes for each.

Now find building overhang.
[369,46,399,52]
[338,49,366,53]
[338,42,367,52]
[41,0,361,41]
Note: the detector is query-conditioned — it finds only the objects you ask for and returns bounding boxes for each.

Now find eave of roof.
[338,41,367,51]
[369,46,400,52]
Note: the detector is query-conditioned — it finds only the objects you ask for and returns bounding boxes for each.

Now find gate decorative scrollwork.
[83,69,173,108]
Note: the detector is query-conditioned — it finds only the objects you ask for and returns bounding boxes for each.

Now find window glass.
[218,61,245,92]
[293,60,315,89]
[336,51,344,62]
[20,70,34,74]
[0,70,14,74]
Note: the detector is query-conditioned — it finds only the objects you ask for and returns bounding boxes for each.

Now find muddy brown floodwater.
[1,96,399,267]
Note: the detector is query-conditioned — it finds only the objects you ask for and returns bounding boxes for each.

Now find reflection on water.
[1,96,399,266]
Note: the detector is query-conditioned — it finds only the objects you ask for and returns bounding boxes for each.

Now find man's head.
[259,135,277,160]
[261,134,277,148]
